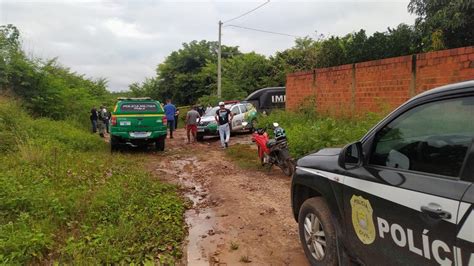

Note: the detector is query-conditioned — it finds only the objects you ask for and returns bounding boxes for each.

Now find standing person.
[185,105,201,144]
[97,106,106,138]
[198,105,205,116]
[103,107,111,133]
[163,99,176,138]
[215,102,233,148]
[174,108,180,129]
[90,107,98,133]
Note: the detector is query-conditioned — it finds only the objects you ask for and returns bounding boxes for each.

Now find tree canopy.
[0,24,110,125]
[129,0,472,106]
[408,0,474,50]
[3,0,473,109]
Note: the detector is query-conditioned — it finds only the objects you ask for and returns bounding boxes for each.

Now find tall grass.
[0,101,185,264]
[257,110,382,158]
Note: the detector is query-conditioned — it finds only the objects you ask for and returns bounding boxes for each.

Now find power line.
[225,24,302,38]
[218,0,271,98]
[222,0,270,24]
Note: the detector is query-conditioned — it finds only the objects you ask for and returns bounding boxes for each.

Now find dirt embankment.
[148,129,308,266]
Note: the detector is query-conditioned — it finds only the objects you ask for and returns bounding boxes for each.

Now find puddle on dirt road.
[156,156,216,265]
[185,208,215,265]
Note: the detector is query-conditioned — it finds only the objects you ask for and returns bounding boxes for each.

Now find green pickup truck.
[110,98,167,151]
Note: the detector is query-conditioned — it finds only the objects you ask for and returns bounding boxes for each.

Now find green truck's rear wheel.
[156,136,165,151]
[110,136,119,152]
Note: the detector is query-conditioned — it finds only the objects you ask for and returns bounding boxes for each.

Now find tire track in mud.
[148,129,308,266]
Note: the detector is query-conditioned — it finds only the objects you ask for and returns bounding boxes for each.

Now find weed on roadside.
[239,255,252,263]
[0,101,186,264]
[257,111,382,158]
[230,241,239,251]
[225,144,263,170]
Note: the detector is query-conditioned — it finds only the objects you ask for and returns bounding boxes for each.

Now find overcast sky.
[0,0,416,91]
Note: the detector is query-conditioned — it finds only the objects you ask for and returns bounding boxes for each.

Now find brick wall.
[286,46,474,115]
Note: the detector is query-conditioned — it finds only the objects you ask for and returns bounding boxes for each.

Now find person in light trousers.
[215,101,233,148]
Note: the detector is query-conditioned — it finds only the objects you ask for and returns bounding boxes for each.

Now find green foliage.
[0,25,110,126]
[0,24,185,265]
[197,95,222,107]
[225,144,264,170]
[0,100,185,264]
[151,40,241,104]
[132,41,282,105]
[222,52,276,95]
[408,0,474,50]
[127,0,473,106]
[268,37,321,84]
[257,111,382,158]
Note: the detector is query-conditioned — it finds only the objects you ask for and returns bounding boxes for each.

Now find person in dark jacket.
[104,108,111,133]
[90,107,98,133]
[174,108,180,129]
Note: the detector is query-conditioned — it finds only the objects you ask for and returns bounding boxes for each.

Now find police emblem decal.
[350,195,376,244]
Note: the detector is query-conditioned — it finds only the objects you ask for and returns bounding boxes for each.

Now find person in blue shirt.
[163,99,176,139]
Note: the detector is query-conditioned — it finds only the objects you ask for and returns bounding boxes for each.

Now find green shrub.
[0,101,185,264]
[257,110,382,158]
[225,144,263,170]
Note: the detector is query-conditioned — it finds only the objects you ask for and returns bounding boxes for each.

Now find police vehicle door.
[231,105,242,130]
[457,180,474,266]
[343,96,473,265]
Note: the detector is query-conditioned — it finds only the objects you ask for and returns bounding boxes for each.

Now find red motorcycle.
[248,122,295,176]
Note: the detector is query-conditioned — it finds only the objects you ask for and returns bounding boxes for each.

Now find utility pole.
[217,20,223,98]
[216,1,269,98]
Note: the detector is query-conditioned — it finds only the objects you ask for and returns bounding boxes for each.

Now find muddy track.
[148,129,308,266]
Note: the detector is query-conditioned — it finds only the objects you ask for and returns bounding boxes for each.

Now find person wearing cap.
[215,102,233,148]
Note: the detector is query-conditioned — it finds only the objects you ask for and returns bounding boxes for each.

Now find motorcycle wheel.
[257,146,262,165]
[280,158,295,176]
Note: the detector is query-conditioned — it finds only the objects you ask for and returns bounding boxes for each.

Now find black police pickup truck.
[291,80,474,266]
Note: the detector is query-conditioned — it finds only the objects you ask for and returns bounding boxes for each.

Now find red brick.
[286,46,474,114]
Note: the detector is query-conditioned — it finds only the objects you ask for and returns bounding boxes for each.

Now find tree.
[343,30,369,64]
[408,0,474,50]
[154,40,241,105]
[1,24,111,123]
[0,24,21,90]
[269,37,321,84]
[197,51,282,101]
[387,24,420,56]
[316,36,346,68]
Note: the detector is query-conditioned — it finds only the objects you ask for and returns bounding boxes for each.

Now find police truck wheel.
[298,197,337,266]
[110,136,119,152]
[156,136,165,151]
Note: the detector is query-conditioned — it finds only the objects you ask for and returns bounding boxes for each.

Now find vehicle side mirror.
[338,141,363,170]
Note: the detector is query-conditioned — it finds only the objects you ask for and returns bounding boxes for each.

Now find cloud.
[0,0,415,91]
[103,17,158,39]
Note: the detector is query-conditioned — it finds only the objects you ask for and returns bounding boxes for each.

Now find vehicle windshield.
[204,107,220,116]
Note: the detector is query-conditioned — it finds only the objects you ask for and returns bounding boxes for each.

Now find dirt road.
[148,129,308,266]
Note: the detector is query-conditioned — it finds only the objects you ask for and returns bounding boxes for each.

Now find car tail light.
[162,116,167,125]
[111,116,117,126]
